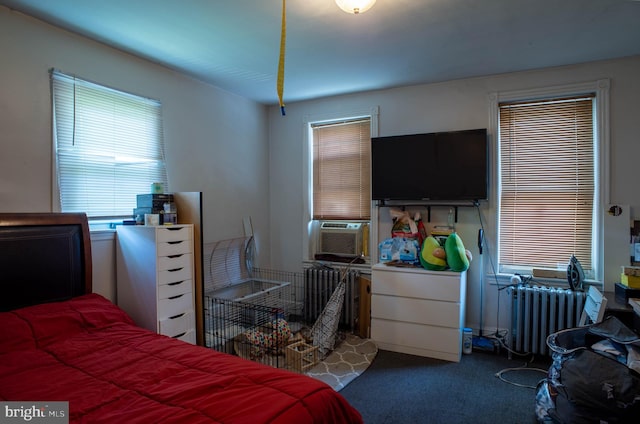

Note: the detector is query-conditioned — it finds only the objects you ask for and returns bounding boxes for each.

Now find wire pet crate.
[206,297,298,368]
[204,265,309,370]
[204,269,360,370]
[202,236,360,371]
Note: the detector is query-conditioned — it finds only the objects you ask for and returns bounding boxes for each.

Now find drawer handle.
[173,332,187,338]
[167,267,184,273]
[169,312,186,320]
[166,227,183,231]
[167,254,184,258]
[168,280,185,286]
[167,241,184,245]
[168,294,184,300]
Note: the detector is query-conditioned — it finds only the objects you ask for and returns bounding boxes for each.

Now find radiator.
[304,267,360,331]
[507,285,586,356]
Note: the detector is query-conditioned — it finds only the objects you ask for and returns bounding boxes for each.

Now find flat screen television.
[371,128,488,202]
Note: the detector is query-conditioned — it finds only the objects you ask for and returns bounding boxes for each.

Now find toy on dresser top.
[379,207,471,272]
[419,232,471,272]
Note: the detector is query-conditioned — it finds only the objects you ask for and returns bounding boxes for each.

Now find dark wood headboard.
[0,213,92,312]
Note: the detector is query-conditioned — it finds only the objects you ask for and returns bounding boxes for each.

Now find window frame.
[50,69,168,225]
[312,118,372,221]
[302,107,379,262]
[488,80,610,283]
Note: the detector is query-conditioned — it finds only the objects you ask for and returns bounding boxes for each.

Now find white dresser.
[371,263,467,362]
[116,225,196,344]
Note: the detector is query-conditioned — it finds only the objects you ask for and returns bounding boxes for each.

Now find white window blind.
[312,118,371,220]
[498,96,595,272]
[51,70,168,218]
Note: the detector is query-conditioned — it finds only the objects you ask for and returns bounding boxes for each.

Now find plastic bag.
[378,237,420,264]
[390,208,418,239]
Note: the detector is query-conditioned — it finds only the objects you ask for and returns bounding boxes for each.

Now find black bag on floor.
[536,316,640,424]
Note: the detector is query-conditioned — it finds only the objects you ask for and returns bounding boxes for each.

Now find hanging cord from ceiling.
[277,0,287,116]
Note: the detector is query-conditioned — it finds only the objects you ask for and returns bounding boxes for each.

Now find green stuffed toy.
[419,236,447,271]
[444,232,469,272]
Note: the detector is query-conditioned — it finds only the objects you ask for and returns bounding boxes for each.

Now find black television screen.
[371,128,488,202]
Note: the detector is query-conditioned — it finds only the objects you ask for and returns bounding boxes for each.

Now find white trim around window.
[302,106,379,262]
[488,79,610,283]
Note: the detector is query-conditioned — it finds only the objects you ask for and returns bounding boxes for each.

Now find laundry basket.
[535,316,640,423]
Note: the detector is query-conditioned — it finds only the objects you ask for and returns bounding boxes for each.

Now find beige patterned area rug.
[305,334,378,391]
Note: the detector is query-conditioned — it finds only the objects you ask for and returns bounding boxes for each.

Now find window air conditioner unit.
[317,221,363,257]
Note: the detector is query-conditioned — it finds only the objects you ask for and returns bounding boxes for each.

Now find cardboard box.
[621,273,640,289]
[136,193,174,209]
[621,266,640,277]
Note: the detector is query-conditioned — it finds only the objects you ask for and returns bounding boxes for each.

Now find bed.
[0,213,363,424]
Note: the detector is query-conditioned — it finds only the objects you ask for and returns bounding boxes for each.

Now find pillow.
[243,318,291,358]
[419,236,447,271]
[4,294,134,349]
[445,232,470,272]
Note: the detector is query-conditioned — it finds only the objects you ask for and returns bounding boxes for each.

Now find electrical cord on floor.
[491,332,531,358]
[495,358,548,389]
[473,329,548,389]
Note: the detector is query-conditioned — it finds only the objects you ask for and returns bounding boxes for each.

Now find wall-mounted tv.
[371,128,488,202]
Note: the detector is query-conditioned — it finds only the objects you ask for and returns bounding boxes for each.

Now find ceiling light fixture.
[335,0,377,14]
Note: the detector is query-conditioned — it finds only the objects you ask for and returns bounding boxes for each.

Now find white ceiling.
[2,0,640,105]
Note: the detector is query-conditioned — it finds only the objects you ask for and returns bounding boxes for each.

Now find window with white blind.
[312,118,371,221]
[50,69,168,219]
[498,94,598,277]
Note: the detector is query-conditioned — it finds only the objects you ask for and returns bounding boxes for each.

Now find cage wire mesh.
[202,236,359,371]
[310,278,346,358]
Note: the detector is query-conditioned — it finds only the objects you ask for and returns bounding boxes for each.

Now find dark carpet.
[340,348,551,424]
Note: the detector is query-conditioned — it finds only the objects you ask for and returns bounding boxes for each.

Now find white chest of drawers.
[371,263,467,362]
[116,225,196,344]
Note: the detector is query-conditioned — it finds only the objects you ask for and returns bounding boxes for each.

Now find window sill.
[488,273,601,289]
[89,219,126,239]
[303,259,372,275]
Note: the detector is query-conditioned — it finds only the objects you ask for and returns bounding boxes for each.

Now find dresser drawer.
[174,329,197,344]
[157,253,192,272]
[371,294,462,327]
[158,266,192,285]
[372,267,462,301]
[159,310,195,338]
[158,279,192,299]
[158,292,193,319]
[157,226,192,243]
[371,318,461,355]
[157,240,192,256]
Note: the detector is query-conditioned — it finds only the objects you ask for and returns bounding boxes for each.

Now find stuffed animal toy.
[444,232,470,272]
[419,236,448,271]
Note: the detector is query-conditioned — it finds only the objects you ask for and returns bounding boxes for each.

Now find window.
[494,80,609,281]
[312,118,371,220]
[50,70,167,219]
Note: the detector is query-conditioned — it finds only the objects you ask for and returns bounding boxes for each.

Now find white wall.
[268,55,640,334]
[0,8,271,296]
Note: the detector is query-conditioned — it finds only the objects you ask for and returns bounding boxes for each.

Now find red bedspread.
[0,294,363,424]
